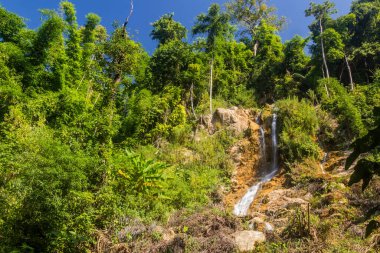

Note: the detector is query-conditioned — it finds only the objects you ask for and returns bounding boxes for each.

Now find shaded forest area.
[0,0,379,252]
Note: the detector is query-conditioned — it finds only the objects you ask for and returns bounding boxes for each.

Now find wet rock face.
[224,114,261,208]
[232,230,266,252]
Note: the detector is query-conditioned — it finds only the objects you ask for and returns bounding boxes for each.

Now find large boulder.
[232,230,266,252]
[212,107,257,135]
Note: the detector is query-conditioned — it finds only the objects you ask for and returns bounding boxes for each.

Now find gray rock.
[264,222,274,232]
[232,230,266,252]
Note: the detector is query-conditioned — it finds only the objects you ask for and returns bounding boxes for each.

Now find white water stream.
[320,152,328,174]
[233,114,279,216]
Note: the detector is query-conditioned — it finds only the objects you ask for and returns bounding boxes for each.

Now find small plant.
[117,150,169,195]
[282,205,310,239]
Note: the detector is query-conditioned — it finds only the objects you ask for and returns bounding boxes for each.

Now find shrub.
[0,128,100,252]
[317,78,366,140]
[276,98,321,164]
[121,86,188,143]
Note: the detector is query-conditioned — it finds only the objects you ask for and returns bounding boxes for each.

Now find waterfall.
[233,113,279,216]
[320,152,328,174]
[259,127,266,159]
[256,113,266,160]
[271,114,278,173]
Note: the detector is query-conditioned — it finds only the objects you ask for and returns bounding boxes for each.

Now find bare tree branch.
[123,0,134,36]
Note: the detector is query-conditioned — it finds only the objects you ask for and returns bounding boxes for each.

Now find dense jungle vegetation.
[0,0,379,252]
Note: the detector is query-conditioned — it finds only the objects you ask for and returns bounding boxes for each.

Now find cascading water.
[259,127,266,159]
[271,114,278,173]
[256,113,266,160]
[233,113,279,216]
[320,152,328,174]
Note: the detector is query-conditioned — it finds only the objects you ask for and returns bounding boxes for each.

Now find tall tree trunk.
[319,18,329,79]
[344,54,354,91]
[123,0,134,37]
[253,40,259,57]
[112,73,121,101]
[321,65,325,79]
[319,18,330,98]
[339,63,344,81]
[209,56,214,115]
[190,82,196,118]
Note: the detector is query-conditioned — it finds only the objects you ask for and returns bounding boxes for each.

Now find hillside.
[0,0,379,252]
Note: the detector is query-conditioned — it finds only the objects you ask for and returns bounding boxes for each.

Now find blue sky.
[0,0,351,53]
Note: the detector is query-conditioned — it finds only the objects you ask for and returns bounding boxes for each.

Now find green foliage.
[103,27,145,85]
[317,78,366,139]
[227,0,285,40]
[0,128,99,252]
[212,39,253,101]
[81,13,101,70]
[149,40,192,90]
[250,21,284,97]
[61,1,82,87]
[305,1,337,25]
[0,6,25,42]
[283,35,310,74]
[116,151,168,195]
[120,86,188,143]
[276,98,321,164]
[1,0,380,251]
[351,81,380,128]
[0,43,24,121]
[275,73,302,98]
[351,0,380,46]
[282,206,310,238]
[320,28,345,62]
[27,10,67,91]
[345,107,380,238]
[150,13,187,45]
[192,3,234,51]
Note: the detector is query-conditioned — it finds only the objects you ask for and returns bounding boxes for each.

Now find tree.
[150,13,187,45]
[61,1,82,87]
[227,0,284,56]
[0,129,99,252]
[27,9,67,91]
[193,3,234,114]
[283,35,310,75]
[306,1,337,96]
[276,98,320,164]
[0,6,25,42]
[102,28,144,101]
[0,43,24,121]
[334,13,356,90]
[250,20,284,99]
[183,62,202,117]
[81,13,101,71]
[149,40,192,91]
[99,27,146,144]
[192,4,234,51]
[350,0,380,47]
[211,39,252,102]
